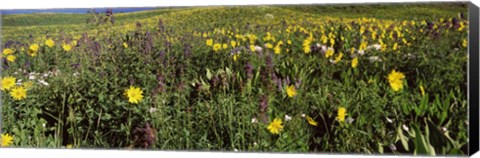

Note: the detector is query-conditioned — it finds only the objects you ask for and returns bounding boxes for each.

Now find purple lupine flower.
[265,53,273,73]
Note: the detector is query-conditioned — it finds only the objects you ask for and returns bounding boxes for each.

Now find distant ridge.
[0,7,158,14]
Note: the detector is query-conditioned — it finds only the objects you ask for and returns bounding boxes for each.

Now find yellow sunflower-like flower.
[351,57,359,68]
[336,107,347,122]
[206,39,213,46]
[11,86,27,100]
[45,39,55,48]
[286,85,297,98]
[230,41,237,48]
[62,43,72,52]
[387,70,406,92]
[28,44,39,57]
[1,133,14,147]
[1,76,16,91]
[125,86,143,104]
[267,118,284,135]
[305,116,318,126]
[123,42,128,48]
[325,48,334,58]
[6,55,16,62]
[213,43,221,52]
[2,48,14,56]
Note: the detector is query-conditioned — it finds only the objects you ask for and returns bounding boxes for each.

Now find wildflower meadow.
[0,3,470,156]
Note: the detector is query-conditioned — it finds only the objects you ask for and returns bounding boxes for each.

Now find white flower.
[402,124,409,132]
[346,117,354,124]
[73,72,80,76]
[16,79,22,85]
[321,45,328,53]
[284,114,292,121]
[368,56,382,62]
[29,74,36,80]
[149,107,158,113]
[234,148,239,152]
[253,142,258,146]
[43,73,49,77]
[42,123,46,128]
[251,118,258,124]
[367,44,382,50]
[357,50,366,55]
[301,113,306,118]
[254,46,263,53]
[38,79,49,86]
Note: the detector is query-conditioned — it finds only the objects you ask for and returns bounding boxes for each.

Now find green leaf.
[427,120,452,154]
[412,125,435,156]
[206,68,212,80]
[397,125,409,151]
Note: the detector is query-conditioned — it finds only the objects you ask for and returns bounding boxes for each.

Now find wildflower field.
[0,3,470,156]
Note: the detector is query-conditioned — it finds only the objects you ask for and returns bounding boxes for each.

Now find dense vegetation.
[0,3,469,156]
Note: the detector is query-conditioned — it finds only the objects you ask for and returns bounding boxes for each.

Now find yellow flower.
[325,48,334,58]
[305,116,318,126]
[6,55,16,62]
[125,86,143,104]
[62,43,72,52]
[1,76,16,91]
[389,80,403,92]
[28,44,39,57]
[274,45,281,54]
[286,85,297,98]
[265,43,273,49]
[388,70,405,92]
[230,41,237,48]
[387,70,405,83]
[336,107,347,122]
[420,85,426,96]
[267,118,284,135]
[2,48,14,56]
[206,39,213,46]
[462,39,467,48]
[393,43,398,51]
[66,144,73,149]
[287,40,292,45]
[222,43,228,49]
[250,45,255,52]
[351,57,359,68]
[233,54,239,62]
[334,52,343,63]
[123,42,128,48]
[213,43,221,52]
[11,86,27,100]
[45,39,55,48]
[303,38,312,54]
[1,133,14,147]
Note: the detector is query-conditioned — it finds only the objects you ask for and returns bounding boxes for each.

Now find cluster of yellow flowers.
[1,76,27,100]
